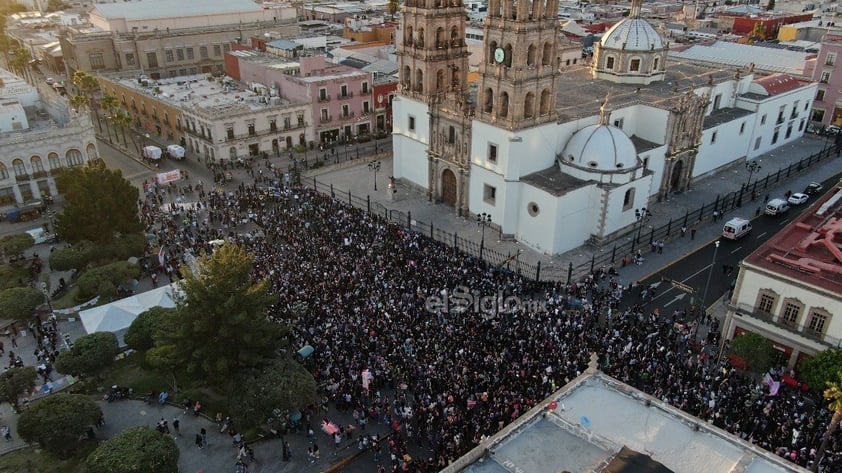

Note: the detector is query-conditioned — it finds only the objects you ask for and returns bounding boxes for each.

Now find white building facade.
[392,0,816,255]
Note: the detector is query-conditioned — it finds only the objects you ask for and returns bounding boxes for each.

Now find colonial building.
[0,69,98,206]
[392,0,816,255]
[811,30,842,128]
[722,181,842,369]
[59,0,298,79]
[98,72,312,162]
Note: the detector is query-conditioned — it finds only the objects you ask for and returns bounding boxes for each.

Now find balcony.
[318,94,331,103]
[361,89,370,95]
[341,111,355,119]
[339,91,354,99]
[436,41,449,50]
[15,174,30,183]
[728,302,841,347]
[319,115,332,123]
[32,171,48,179]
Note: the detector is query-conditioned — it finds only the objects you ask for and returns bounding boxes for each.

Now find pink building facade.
[811,32,842,127]
[228,54,375,145]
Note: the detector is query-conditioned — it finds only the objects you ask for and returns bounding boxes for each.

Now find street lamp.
[745,160,761,187]
[368,160,381,190]
[700,240,720,315]
[634,207,651,244]
[477,212,492,259]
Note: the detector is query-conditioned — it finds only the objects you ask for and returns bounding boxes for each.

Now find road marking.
[730,246,742,254]
[779,219,790,226]
[664,293,687,307]
[755,232,767,239]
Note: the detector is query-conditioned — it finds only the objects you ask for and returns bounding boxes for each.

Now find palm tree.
[388,0,400,19]
[69,95,89,113]
[8,45,31,81]
[73,71,100,130]
[813,372,842,472]
[111,109,133,147]
[99,95,120,143]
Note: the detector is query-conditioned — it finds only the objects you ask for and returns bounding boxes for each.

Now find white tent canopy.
[80,283,180,346]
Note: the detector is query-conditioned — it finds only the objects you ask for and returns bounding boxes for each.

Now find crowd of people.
[141,175,840,472]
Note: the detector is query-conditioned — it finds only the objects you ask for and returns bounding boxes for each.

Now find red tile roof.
[753,74,803,96]
[745,181,842,293]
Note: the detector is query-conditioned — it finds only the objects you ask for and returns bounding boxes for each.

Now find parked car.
[804,182,825,196]
[787,193,809,205]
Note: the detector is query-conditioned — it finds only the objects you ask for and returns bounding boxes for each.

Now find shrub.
[0,287,44,320]
[54,332,119,376]
[77,261,140,300]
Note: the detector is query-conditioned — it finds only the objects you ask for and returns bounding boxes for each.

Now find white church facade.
[392,0,816,255]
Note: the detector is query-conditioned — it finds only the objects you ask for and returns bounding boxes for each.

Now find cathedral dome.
[600,18,663,52]
[562,124,638,171]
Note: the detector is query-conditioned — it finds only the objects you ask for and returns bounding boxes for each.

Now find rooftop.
[91,0,263,21]
[101,73,304,118]
[669,41,811,77]
[454,370,806,473]
[744,180,842,295]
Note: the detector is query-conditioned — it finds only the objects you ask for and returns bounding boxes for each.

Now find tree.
[86,426,178,473]
[72,71,100,130]
[146,344,180,392]
[749,23,766,41]
[813,372,842,472]
[0,264,29,290]
[55,163,142,244]
[99,95,119,144]
[162,243,286,388]
[228,357,318,428]
[800,349,842,394]
[0,233,34,262]
[54,332,119,377]
[111,108,134,147]
[766,0,775,10]
[388,0,400,18]
[17,393,102,458]
[0,366,36,411]
[76,260,140,299]
[728,331,774,372]
[125,307,174,351]
[0,287,44,320]
[69,94,89,113]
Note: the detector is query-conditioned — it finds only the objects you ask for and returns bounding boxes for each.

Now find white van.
[26,227,55,245]
[142,145,162,160]
[166,144,185,160]
[723,217,752,240]
[764,198,790,216]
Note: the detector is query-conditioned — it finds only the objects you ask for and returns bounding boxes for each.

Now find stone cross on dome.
[598,91,612,125]
[630,0,643,19]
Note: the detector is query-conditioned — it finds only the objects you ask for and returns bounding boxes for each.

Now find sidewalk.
[307,135,841,287]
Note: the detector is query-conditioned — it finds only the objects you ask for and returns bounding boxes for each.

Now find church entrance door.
[441,169,457,207]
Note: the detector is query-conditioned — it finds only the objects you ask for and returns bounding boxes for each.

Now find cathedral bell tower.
[476,0,561,130]
[396,0,470,103]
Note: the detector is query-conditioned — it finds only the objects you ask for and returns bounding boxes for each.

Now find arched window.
[653,57,660,71]
[539,89,551,115]
[418,28,425,48]
[527,44,536,67]
[48,152,61,171]
[623,188,635,210]
[504,44,513,67]
[415,69,424,92]
[484,88,494,113]
[436,69,445,92]
[0,163,8,179]
[86,143,98,161]
[12,159,26,177]
[436,27,445,48]
[450,26,459,47]
[524,92,534,118]
[403,65,411,88]
[406,26,413,46]
[30,156,44,174]
[66,149,84,167]
[488,41,498,64]
[629,58,641,72]
[541,42,552,66]
[606,56,615,70]
[229,147,237,160]
[499,92,509,118]
[451,66,460,89]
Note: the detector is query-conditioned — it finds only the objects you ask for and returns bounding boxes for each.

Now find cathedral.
[392,0,816,254]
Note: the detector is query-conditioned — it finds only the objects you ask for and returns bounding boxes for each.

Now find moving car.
[764,198,790,216]
[804,182,824,196]
[166,144,185,160]
[722,217,752,240]
[787,193,809,205]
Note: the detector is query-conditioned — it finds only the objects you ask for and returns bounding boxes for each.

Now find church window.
[483,184,496,205]
[754,137,761,150]
[524,92,534,119]
[713,94,722,110]
[539,89,551,115]
[484,88,494,113]
[409,115,416,131]
[500,92,509,118]
[740,122,746,134]
[437,69,445,92]
[527,44,536,67]
[488,143,498,163]
[448,126,455,144]
[613,118,623,128]
[436,28,446,49]
[623,188,635,211]
[711,131,717,144]
[772,128,779,144]
[542,42,552,66]
[630,58,641,72]
[653,57,659,71]
[415,69,424,92]
[760,114,767,125]
[606,56,615,70]
[527,202,540,217]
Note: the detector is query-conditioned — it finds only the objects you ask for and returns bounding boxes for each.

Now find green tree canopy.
[161,243,286,388]
[76,260,140,300]
[228,357,318,428]
[17,393,101,458]
[54,332,119,377]
[0,366,36,410]
[0,233,34,261]
[126,307,174,351]
[800,349,842,393]
[55,163,142,244]
[729,331,774,372]
[813,372,842,472]
[86,426,178,473]
[0,264,30,290]
[0,287,44,320]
